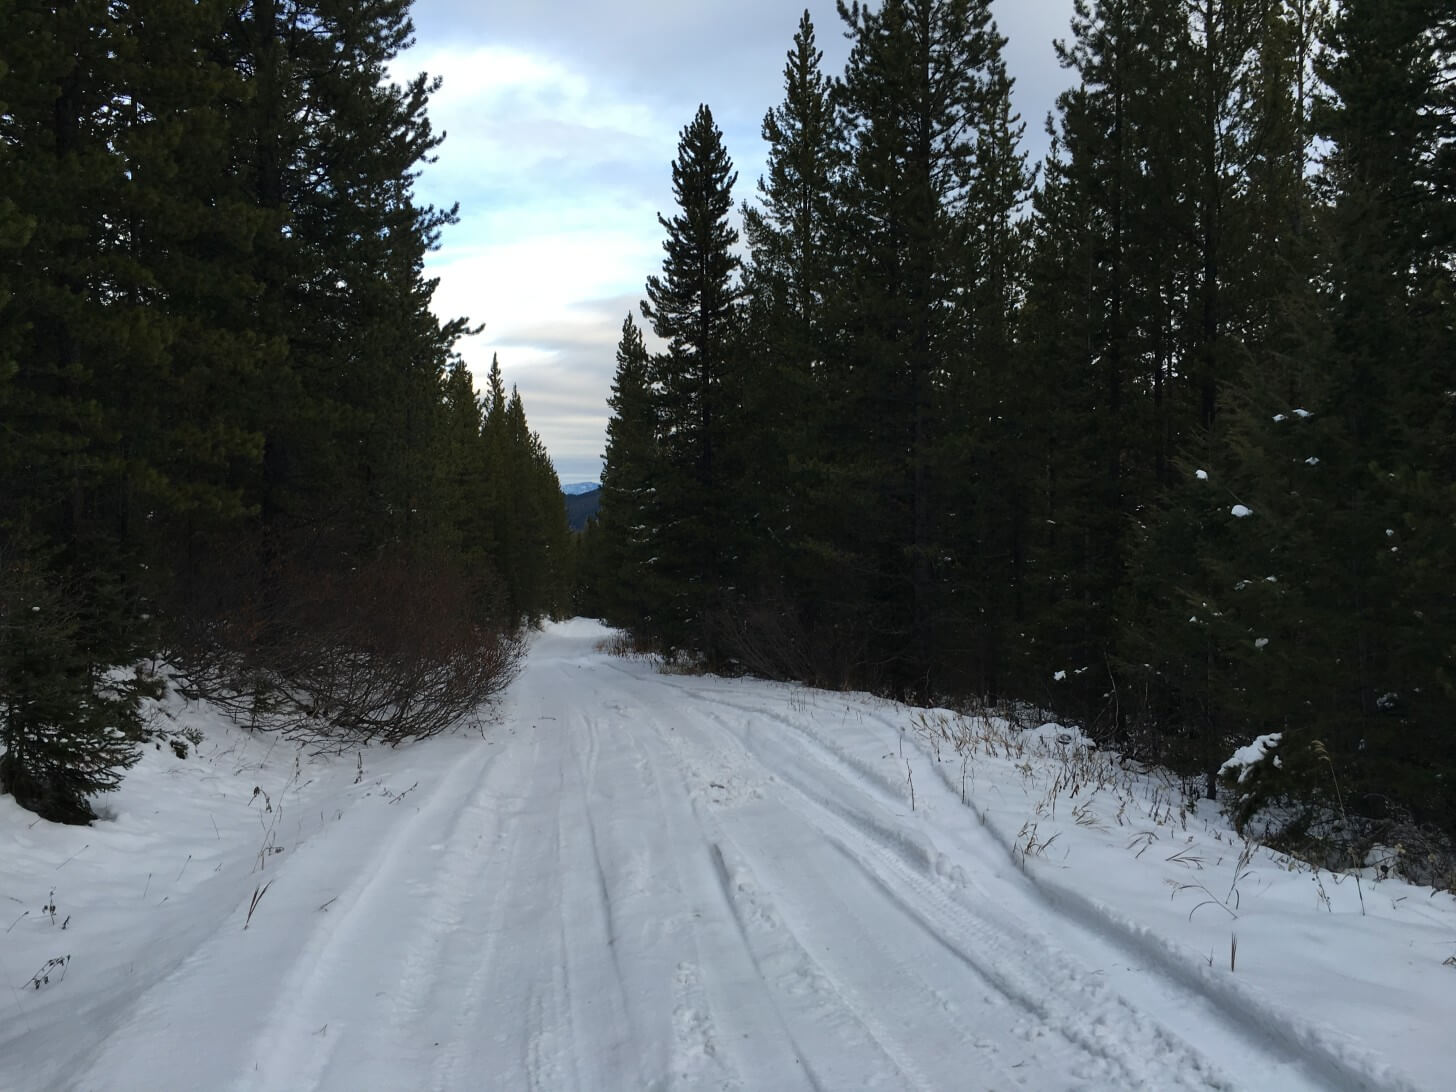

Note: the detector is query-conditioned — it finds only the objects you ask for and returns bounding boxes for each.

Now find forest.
[582,0,1456,875]
[0,0,570,824]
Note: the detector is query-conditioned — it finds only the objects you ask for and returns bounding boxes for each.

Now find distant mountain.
[562,481,601,496]
[563,485,601,531]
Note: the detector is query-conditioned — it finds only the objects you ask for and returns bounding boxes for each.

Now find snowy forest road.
[63,621,1342,1091]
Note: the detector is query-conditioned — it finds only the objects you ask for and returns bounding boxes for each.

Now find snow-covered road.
[22,620,1420,1090]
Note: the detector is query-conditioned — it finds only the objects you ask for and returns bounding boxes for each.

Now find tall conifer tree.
[834,0,1003,697]
[736,10,852,677]
[640,104,743,656]
[596,315,660,631]
[1212,0,1456,831]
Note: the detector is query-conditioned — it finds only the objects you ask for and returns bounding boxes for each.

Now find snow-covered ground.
[2,619,1451,1091]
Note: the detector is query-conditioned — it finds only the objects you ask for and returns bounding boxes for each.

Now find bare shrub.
[597,630,655,659]
[165,549,521,749]
[704,594,874,692]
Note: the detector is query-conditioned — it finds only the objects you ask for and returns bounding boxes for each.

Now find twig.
[55,845,89,870]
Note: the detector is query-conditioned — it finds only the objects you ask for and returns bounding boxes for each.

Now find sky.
[399,1,1079,485]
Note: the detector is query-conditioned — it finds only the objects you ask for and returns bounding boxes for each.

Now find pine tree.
[743,10,844,354]
[475,357,568,626]
[1109,0,1323,787]
[639,104,743,657]
[938,37,1034,699]
[833,0,1004,697]
[735,10,853,678]
[0,0,253,820]
[1014,127,1101,715]
[226,0,467,569]
[595,314,660,632]
[0,542,147,824]
[0,38,30,419]
[1214,0,1456,835]
[430,359,499,617]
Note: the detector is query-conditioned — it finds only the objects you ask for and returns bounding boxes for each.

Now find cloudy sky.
[399,0,1078,484]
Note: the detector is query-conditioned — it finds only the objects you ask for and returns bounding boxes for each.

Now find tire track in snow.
[645,706,941,1090]
[423,741,535,1091]
[668,706,1186,1090]
[606,688,814,1091]
[235,741,506,1091]
[669,680,1334,1091]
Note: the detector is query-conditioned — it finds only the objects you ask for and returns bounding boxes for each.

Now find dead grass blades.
[244,881,274,930]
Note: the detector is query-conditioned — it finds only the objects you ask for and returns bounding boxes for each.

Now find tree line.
[585,0,1456,868]
[0,0,569,823]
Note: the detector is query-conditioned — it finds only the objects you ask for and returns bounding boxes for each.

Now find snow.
[1219,732,1283,784]
[1195,469,1209,481]
[1020,721,1093,751]
[561,481,601,495]
[1231,504,1254,518]
[2,619,1452,1091]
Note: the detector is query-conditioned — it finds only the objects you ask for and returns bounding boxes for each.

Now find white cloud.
[398,3,1079,482]
[396,43,679,481]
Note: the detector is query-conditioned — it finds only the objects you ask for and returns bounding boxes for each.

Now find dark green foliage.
[829,0,1018,698]
[638,105,744,656]
[594,0,1456,853]
[726,12,862,683]
[473,357,569,627]
[0,543,149,824]
[593,316,662,631]
[0,0,265,821]
[1207,0,1456,833]
[0,0,557,821]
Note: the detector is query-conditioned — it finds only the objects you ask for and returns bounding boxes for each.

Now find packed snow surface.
[2,620,1451,1091]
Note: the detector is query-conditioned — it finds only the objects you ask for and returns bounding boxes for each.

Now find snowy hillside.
[1,619,1450,1090]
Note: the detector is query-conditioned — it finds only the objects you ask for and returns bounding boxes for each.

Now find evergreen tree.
[735,10,852,679]
[0,542,148,824]
[938,38,1034,699]
[430,358,499,616]
[833,0,1004,697]
[225,0,467,570]
[595,314,661,631]
[0,0,531,818]
[0,0,262,819]
[1214,0,1456,835]
[1022,0,1160,729]
[478,358,568,626]
[0,38,30,423]
[1111,0,1322,786]
[1014,127,1101,715]
[639,104,743,656]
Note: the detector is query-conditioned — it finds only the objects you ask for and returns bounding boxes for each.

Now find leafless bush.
[704,596,874,692]
[596,630,656,659]
[165,550,522,749]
